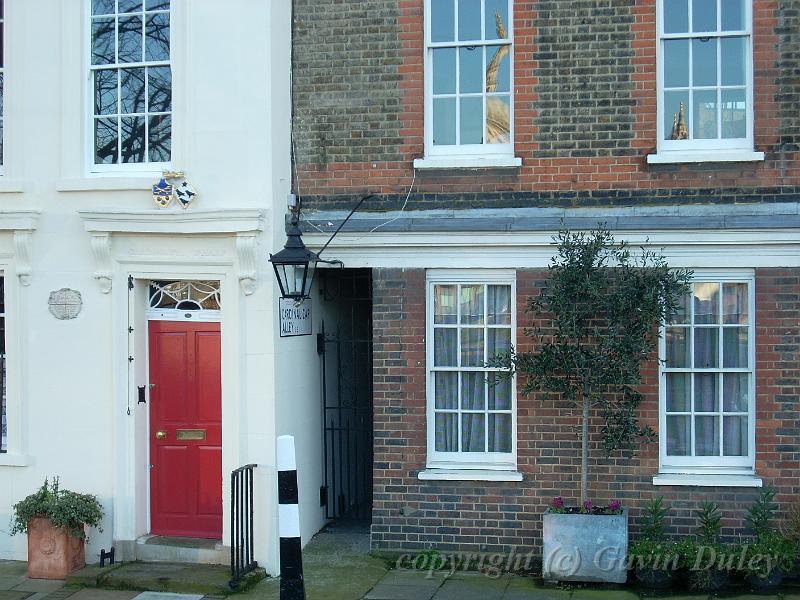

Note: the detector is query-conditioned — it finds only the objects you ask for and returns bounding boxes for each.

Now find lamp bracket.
[317,258,343,267]
[315,194,376,257]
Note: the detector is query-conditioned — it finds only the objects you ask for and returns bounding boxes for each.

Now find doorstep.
[132,537,229,566]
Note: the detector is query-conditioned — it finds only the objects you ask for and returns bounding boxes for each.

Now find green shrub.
[740,532,798,578]
[10,478,103,540]
[629,539,684,571]
[640,496,668,542]
[746,487,777,541]
[697,501,722,545]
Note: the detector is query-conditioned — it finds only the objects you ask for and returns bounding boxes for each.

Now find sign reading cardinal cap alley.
[279,297,312,337]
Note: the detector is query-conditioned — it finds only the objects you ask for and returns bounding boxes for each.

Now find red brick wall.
[371,267,800,553]
[294,0,800,200]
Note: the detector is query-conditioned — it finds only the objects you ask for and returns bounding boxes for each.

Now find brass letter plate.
[176,429,206,441]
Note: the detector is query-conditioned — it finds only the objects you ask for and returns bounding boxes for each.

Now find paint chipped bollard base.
[542,509,628,584]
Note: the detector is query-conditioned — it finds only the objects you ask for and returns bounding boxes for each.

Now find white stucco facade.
[0,0,326,576]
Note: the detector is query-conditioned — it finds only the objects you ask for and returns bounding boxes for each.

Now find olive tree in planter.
[498,227,690,583]
[11,478,103,579]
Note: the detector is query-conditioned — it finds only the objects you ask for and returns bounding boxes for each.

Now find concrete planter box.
[27,518,85,579]
[543,509,628,583]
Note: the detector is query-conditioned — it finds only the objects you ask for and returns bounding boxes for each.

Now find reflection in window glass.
[90,0,171,165]
[661,0,750,143]
[692,90,718,139]
[460,97,483,145]
[431,0,455,42]
[429,0,512,148]
[664,0,689,33]
[692,0,717,32]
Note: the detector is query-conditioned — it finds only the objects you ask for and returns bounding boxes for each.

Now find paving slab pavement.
[570,588,640,600]
[11,580,64,594]
[94,563,238,596]
[0,593,34,600]
[430,573,510,600]
[0,580,26,593]
[0,562,28,592]
[131,593,203,600]
[502,578,571,600]
[65,591,138,600]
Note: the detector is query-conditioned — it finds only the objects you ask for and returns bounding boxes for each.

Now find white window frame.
[653,0,757,160]
[423,0,515,160]
[86,0,172,174]
[0,268,26,466]
[0,1,5,175]
[146,279,222,322]
[658,270,756,475]
[425,270,517,471]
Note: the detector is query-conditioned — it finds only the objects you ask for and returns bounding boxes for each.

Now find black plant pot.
[635,567,674,590]
[690,568,730,592]
[748,568,784,592]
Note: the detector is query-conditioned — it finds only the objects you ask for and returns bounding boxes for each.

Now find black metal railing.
[319,321,373,521]
[229,463,257,588]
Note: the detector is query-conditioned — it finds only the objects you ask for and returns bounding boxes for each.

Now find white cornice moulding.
[0,210,40,232]
[302,228,800,269]
[0,210,40,286]
[78,209,265,235]
[78,209,266,293]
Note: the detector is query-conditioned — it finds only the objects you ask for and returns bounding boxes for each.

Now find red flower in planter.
[550,496,566,513]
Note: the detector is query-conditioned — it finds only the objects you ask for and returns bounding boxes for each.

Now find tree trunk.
[581,385,590,502]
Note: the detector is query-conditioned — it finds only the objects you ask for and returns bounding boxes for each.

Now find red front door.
[149,320,222,539]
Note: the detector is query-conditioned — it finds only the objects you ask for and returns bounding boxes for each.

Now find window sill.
[413,156,523,170]
[653,473,762,487]
[57,175,161,192]
[418,469,523,482]
[647,150,765,164]
[0,453,29,467]
[0,180,26,193]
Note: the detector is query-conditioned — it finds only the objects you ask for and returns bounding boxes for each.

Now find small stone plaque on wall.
[48,289,82,320]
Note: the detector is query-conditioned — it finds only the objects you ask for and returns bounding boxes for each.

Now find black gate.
[318,270,373,521]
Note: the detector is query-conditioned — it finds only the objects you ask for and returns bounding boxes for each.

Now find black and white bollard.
[278,435,305,600]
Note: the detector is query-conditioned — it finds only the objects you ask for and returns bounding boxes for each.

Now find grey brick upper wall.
[531,0,637,158]
[778,0,800,153]
[292,0,404,165]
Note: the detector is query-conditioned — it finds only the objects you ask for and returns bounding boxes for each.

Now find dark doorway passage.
[318,269,373,524]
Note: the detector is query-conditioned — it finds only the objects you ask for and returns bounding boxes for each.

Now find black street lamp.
[269,195,375,301]
[269,214,320,301]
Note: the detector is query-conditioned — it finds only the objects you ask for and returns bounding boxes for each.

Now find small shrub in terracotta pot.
[11,478,104,579]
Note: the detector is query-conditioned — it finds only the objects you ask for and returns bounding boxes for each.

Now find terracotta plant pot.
[27,517,85,579]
